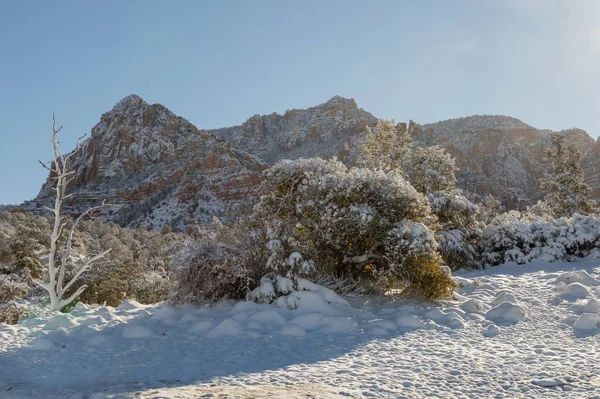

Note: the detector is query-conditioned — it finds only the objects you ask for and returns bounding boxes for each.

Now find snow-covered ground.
[3,261,600,398]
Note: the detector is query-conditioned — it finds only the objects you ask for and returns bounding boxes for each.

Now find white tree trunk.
[33,114,111,311]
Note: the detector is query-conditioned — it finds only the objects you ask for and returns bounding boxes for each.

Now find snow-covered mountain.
[28,95,600,228]
[31,94,267,229]
[208,96,379,163]
[409,116,600,208]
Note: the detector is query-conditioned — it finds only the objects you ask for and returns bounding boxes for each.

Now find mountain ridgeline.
[28,95,600,229]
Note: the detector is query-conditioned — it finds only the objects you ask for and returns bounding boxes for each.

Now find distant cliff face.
[208,96,379,163]
[410,116,600,209]
[34,95,267,229]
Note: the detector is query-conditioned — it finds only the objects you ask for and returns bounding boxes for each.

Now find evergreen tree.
[539,134,594,217]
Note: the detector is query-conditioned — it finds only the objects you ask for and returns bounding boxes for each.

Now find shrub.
[170,241,259,304]
[0,274,29,303]
[478,212,600,266]
[428,190,481,270]
[249,158,453,299]
[0,301,24,324]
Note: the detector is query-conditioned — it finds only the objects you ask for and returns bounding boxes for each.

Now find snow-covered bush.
[428,190,479,230]
[170,241,259,304]
[0,274,29,325]
[361,122,478,271]
[477,194,504,224]
[249,158,454,299]
[402,146,457,194]
[73,220,180,306]
[361,119,411,171]
[478,212,600,266]
[0,301,24,324]
[0,274,29,303]
[428,190,481,270]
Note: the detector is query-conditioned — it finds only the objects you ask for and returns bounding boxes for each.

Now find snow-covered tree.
[402,146,458,194]
[539,134,594,217]
[32,115,112,311]
[361,119,411,171]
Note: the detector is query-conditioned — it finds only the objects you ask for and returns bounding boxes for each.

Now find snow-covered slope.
[3,260,600,398]
[30,95,267,230]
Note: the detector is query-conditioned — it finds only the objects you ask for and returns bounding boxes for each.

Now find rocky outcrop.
[208,96,379,163]
[33,95,267,229]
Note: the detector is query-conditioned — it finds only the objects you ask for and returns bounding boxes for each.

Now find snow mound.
[559,283,592,301]
[189,320,214,334]
[248,310,287,327]
[43,314,79,330]
[573,313,600,332]
[483,324,500,337]
[491,291,517,306]
[117,299,147,311]
[206,318,244,338]
[30,337,54,350]
[461,299,485,313]
[485,302,526,325]
[554,271,600,286]
[288,312,325,331]
[584,298,600,313]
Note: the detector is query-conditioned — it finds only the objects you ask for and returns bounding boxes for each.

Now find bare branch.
[31,278,50,292]
[60,248,111,295]
[57,285,88,310]
[38,160,51,171]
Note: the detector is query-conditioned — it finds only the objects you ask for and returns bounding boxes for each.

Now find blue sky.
[1,0,599,204]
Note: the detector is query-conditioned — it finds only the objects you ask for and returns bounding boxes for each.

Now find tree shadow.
[0,306,436,398]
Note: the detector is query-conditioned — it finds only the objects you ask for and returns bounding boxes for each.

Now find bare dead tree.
[32,114,111,311]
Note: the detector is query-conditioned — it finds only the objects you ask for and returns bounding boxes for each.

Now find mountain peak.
[323,95,357,107]
[113,94,147,111]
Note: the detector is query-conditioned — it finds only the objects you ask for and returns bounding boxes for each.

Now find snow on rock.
[317,316,359,334]
[573,313,600,332]
[287,312,325,331]
[559,283,593,301]
[461,299,485,313]
[483,324,500,337]
[485,302,526,325]
[584,298,600,313]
